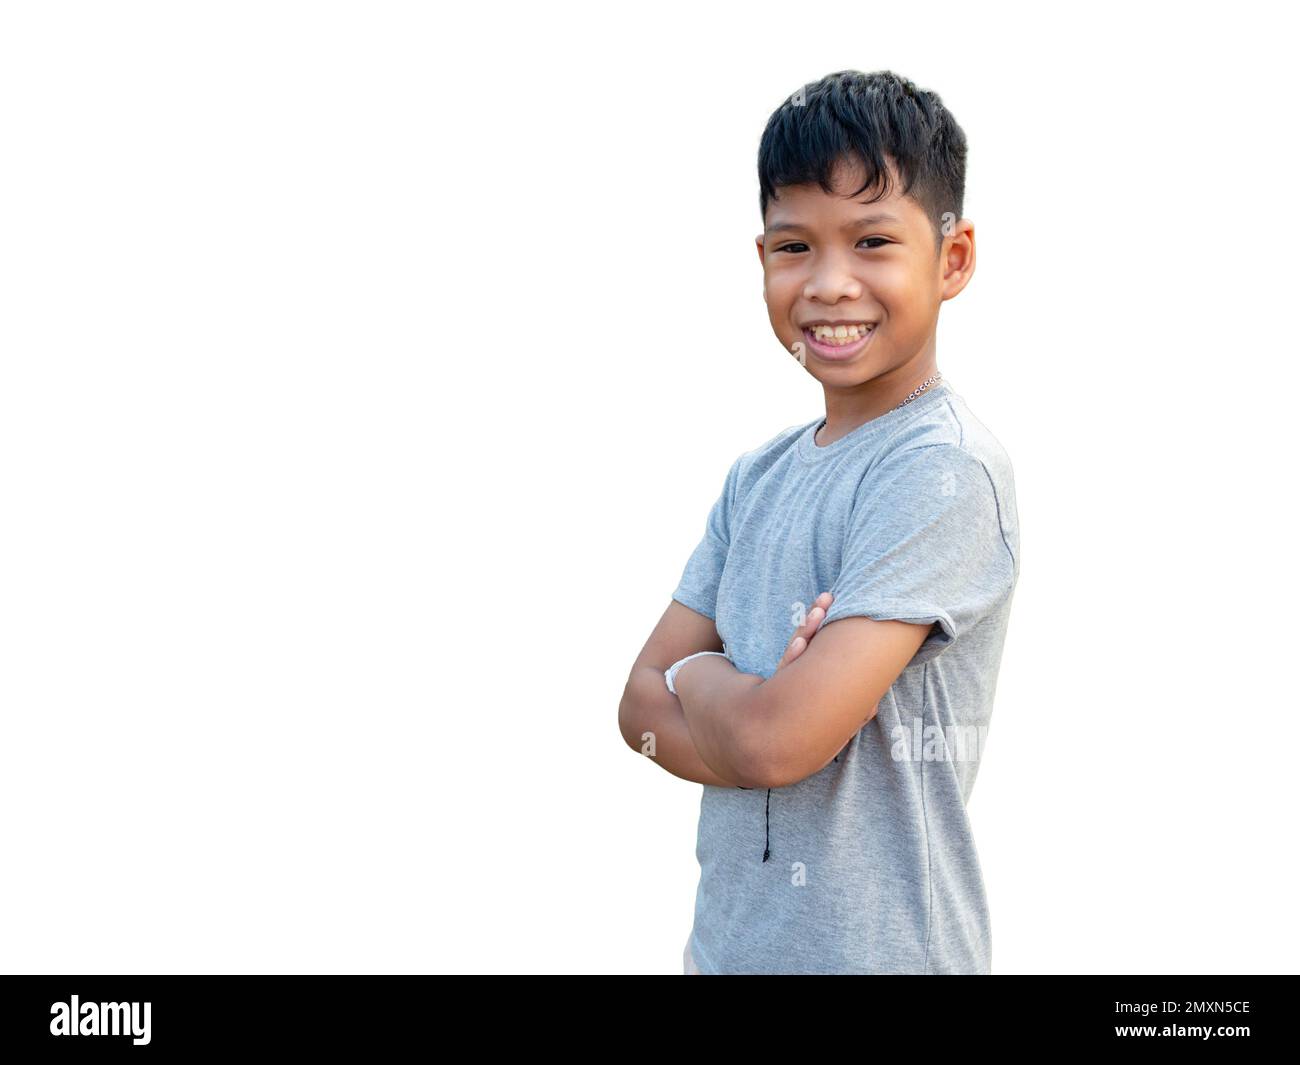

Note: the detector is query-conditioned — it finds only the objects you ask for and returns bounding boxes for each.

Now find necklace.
[896,371,943,407]
[815,372,944,443]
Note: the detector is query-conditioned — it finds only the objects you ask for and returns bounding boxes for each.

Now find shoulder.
[879,391,1013,494]
[876,390,1011,472]
[724,416,819,492]
[868,395,1020,575]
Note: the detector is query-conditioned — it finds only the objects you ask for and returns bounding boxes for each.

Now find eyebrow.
[766,212,905,234]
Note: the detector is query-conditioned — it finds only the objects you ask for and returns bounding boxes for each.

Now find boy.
[618,70,1019,975]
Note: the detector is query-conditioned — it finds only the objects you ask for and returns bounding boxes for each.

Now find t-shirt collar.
[796,380,953,463]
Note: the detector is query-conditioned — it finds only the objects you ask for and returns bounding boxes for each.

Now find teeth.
[809,323,874,344]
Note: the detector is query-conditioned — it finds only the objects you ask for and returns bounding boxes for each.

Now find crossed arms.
[617,596,931,789]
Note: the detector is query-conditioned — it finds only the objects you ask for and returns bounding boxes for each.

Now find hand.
[776,591,833,670]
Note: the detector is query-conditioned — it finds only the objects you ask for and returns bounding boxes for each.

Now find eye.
[774,238,890,253]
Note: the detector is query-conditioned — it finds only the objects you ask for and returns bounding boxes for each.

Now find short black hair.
[758,70,967,256]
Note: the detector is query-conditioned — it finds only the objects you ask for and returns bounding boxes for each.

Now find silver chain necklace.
[816,372,944,441]
[895,371,943,408]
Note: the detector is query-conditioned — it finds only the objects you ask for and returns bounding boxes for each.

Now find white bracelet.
[664,650,730,695]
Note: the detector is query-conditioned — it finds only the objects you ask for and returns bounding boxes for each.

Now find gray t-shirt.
[672,379,1020,974]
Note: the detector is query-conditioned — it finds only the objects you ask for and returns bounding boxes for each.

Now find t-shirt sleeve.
[671,455,744,622]
[821,443,1015,667]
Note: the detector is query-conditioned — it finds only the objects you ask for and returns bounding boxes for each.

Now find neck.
[815,350,941,447]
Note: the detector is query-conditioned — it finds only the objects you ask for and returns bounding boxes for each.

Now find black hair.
[757,70,967,256]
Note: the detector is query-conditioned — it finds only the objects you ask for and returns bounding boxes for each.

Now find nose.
[802,248,863,305]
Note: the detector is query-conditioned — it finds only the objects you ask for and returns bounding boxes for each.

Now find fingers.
[777,592,835,669]
[778,640,802,670]
[803,605,826,638]
[800,592,833,640]
[777,622,814,669]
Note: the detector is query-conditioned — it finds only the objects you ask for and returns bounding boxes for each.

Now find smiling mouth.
[802,322,876,347]
[800,322,877,359]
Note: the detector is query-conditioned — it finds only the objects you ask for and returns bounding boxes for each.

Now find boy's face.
[756,155,973,385]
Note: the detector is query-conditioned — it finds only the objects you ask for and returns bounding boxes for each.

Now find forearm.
[619,666,742,787]
[673,656,766,787]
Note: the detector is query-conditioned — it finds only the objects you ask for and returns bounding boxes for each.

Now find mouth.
[799,321,878,362]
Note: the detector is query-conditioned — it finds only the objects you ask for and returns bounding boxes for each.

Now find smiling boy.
[618,70,1020,975]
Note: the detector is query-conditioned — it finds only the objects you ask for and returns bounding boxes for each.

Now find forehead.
[765,156,921,232]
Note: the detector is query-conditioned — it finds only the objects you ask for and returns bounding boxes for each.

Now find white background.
[2,1,1296,974]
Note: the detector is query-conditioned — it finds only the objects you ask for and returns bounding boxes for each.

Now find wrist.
[674,654,761,706]
[664,650,730,696]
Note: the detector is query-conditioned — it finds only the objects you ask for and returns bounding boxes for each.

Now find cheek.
[765,274,801,312]
[872,276,923,322]
[761,286,784,319]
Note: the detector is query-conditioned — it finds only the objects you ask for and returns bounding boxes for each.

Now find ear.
[940,218,975,301]
[755,232,766,268]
